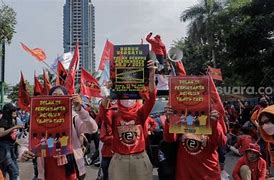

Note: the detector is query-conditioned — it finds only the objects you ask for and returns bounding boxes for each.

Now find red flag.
[68,42,79,71]
[18,72,30,111]
[209,75,227,133]
[42,69,52,95]
[33,72,43,96]
[56,61,67,86]
[98,40,114,71]
[65,43,79,95]
[80,68,101,97]
[176,61,187,76]
[65,72,76,95]
[20,42,46,61]
[208,66,223,81]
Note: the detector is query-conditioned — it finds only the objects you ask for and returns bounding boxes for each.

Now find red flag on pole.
[33,72,43,96]
[209,75,227,133]
[80,68,101,97]
[65,43,79,95]
[175,61,187,76]
[56,61,67,86]
[208,66,223,81]
[98,40,114,71]
[42,69,52,95]
[20,42,46,61]
[18,72,30,111]
[68,42,79,71]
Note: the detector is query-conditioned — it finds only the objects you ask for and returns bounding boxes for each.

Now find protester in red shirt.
[229,129,254,156]
[99,60,156,180]
[163,108,226,180]
[232,143,266,180]
[146,32,167,65]
[100,121,113,180]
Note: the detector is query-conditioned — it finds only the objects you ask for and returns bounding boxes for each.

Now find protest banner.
[110,44,149,99]
[29,96,72,157]
[169,76,211,134]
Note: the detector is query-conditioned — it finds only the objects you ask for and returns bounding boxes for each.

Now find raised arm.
[209,111,227,147]
[72,94,98,136]
[138,60,157,124]
[98,97,113,127]
[146,32,156,44]
[163,106,177,142]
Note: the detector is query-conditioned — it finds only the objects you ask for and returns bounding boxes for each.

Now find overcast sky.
[4,0,197,85]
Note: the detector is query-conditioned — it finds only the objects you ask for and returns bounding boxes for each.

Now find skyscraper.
[63,0,95,82]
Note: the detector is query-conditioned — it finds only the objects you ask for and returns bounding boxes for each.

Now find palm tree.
[180,0,223,67]
[0,3,17,106]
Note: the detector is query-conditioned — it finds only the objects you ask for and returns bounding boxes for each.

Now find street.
[18,151,239,180]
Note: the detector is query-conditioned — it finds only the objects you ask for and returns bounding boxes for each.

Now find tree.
[0,3,16,106]
[0,3,16,44]
[180,0,223,67]
[8,81,33,103]
[176,0,274,89]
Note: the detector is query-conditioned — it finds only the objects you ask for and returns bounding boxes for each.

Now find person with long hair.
[20,86,98,180]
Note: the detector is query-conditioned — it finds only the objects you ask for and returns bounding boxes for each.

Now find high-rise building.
[63,0,95,82]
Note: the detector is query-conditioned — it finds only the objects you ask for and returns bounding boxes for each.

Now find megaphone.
[167,47,183,62]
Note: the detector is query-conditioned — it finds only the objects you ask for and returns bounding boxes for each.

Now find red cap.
[246,143,261,155]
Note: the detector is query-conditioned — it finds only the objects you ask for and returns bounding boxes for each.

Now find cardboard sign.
[29,96,72,157]
[110,44,149,99]
[169,76,211,134]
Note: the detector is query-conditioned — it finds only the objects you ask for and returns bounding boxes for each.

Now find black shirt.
[0,119,17,144]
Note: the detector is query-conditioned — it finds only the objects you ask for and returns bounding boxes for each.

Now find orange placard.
[169,76,211,134]
[29,96,72,157]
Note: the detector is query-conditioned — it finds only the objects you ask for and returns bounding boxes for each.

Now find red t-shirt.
[146,33,167,57]
[100,91,156,155]
[100,122,113,157]
[164,119,226,180]
[232,155,266,180]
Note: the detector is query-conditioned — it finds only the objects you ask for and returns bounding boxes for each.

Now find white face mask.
[120,100,136,108]
[262,123,274,135]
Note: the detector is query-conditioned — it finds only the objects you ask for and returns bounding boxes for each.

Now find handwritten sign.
[29,96,72,157]
[169,76,211,134]
[110,44,149,99]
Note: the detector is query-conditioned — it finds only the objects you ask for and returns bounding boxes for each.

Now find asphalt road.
[18,161,159,180]
[18,151,239,180]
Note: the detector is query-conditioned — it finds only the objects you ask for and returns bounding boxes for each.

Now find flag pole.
[41,60,65,82]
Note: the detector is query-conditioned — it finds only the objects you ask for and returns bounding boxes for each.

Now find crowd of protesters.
[0,32,273,180]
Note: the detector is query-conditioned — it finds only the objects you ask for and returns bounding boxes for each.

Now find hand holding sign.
[210,110,219,121]
[164,106,175,123]
[147,60,157,70]
[72,94,82,111]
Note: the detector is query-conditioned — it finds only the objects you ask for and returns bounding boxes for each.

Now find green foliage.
[8,81,33,103]
[0,3,17,44]
[175,0,274,88]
